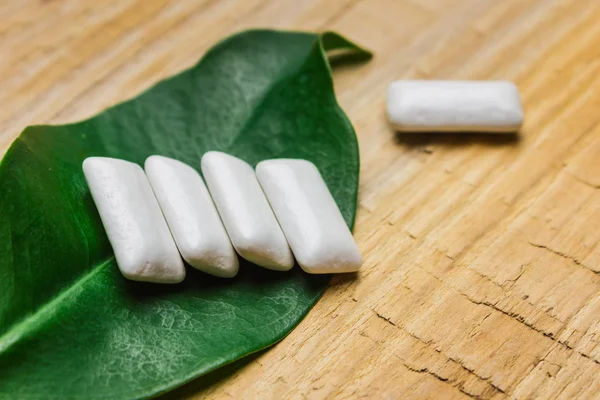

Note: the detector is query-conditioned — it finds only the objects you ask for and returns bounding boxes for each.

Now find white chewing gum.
[256,159,362,274]
[201,151,294,271]
[386,80,523,133]
[144,156,239,278]
[82,157,185,284]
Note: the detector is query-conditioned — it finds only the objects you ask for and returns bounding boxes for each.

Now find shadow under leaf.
[328,51,373,69]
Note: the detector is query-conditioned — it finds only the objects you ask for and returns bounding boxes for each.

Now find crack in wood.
[461,294,558,336]
[565,170,600,189]
[500,263,529,290]
[372,310,432,345]
[394,356,496,399]
[461,294,600,367]
[358,330,378,344]
[528,241,598,274]
[413,260,564,329]
[371,309,506,397]
[469,312,493,337]
[398,360,449,382]
[446,355,506,395]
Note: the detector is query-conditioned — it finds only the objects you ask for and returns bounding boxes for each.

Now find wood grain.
[3,0,600,398]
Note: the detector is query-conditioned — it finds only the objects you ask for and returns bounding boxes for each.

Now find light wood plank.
[2,0,600,398]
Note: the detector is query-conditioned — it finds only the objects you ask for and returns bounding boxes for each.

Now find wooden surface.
[3,0,600,398]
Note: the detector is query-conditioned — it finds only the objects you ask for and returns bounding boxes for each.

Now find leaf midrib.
[0,256,114,354]
[224,37,321,151]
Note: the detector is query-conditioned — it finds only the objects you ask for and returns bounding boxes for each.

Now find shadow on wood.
[393,131,521,148]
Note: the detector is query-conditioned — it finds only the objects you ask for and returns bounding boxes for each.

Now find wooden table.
[3,1,600,398]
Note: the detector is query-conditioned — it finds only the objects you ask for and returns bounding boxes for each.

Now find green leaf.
[0,30,371,399]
